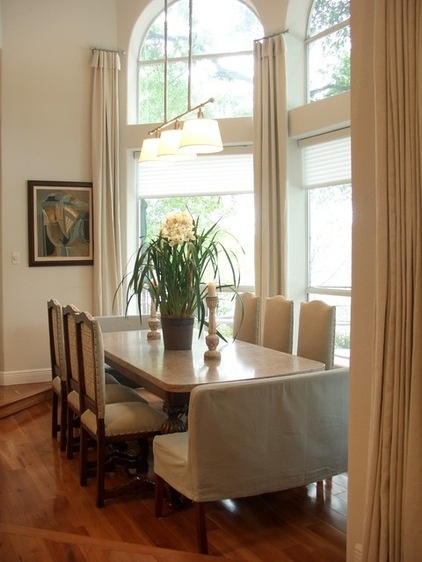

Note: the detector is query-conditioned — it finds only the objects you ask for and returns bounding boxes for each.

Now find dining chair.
[63,304,149,460]
[47,299,68,452]
[76,311,167,507]
[232,292,260,344]
[296,300,336,370]
[153,368,349,554]
[261,295,294,353]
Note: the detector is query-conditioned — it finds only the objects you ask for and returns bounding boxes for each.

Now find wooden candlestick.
[147,298,161,340]
[204,295,220,360]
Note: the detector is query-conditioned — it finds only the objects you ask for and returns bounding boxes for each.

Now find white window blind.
[137,153,253,198]
[299,129,351,189]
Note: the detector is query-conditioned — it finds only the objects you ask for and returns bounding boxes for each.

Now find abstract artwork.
[28,180,93,266]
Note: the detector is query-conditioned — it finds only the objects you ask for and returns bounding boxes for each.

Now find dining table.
[102,329,325,433]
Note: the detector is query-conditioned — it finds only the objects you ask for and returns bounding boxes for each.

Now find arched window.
[306,0,350,102]
[137,0,263,124]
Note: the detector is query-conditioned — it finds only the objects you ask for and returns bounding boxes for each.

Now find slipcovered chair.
[261,295,294,353]
[153,368,349,554]
[296,300,336,370]
[63,304,148,460]
[232,292,260,344]
[76,311,166,507]
[47,299,68,451]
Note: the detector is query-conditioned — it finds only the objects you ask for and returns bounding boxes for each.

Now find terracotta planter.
[160,316,195,350]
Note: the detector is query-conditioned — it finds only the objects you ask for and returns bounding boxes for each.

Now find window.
[307,0,350,102]
[134,0,261,324]
[300,129,352,364]
[136,153,255,326]
[138,0,263,123]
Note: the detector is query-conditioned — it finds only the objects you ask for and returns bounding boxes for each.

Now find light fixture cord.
[164,0,168,123]
[187,0,193,111]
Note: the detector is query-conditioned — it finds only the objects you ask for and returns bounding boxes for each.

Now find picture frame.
[27,180,93,267]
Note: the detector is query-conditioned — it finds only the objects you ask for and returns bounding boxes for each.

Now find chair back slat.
[77,312,106,419]
[47,299,66,381]
[63,304,81,393]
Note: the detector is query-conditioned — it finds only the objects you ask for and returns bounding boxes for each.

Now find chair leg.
[137,438,149,473]
[195,502,208,555]
[154,473,165,518]
[59,398,67,452]
[66,408,76,459]
[80,428,89,487]
[52,391,59,439]
[96,440,106,508]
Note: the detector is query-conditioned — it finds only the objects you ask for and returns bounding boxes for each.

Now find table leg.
[161,401,187,433]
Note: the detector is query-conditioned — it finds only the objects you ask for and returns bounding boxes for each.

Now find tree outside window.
[307,0,350,102]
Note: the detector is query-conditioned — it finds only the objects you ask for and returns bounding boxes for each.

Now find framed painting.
[27,180,93,266]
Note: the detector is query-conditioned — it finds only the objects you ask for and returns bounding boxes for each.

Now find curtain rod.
[90,46,126,55]
[254,29,289,42]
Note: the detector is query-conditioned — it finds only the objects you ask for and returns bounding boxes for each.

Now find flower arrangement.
[123,211,241,335]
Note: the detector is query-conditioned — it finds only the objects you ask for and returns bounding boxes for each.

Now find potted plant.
[122,211,241,349]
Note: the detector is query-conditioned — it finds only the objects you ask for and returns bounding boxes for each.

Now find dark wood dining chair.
[76,311,166,507]
[47,299,68,452]
[62,304,149,460]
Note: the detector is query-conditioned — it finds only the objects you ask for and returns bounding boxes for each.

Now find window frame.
[300,128,352,364]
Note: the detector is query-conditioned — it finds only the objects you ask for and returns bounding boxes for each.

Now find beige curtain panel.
[253,35,288,307]
[362,1,422,560]
[91,50,123,315]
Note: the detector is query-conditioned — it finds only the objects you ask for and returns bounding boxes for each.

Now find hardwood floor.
[0,394,347,561]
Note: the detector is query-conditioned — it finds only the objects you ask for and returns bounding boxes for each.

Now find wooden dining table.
[102,329,325,433]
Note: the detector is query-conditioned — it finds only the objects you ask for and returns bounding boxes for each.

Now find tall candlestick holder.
[204,296,220,360]
[147,299,161,340]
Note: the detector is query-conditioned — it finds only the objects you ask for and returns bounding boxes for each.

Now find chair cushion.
[105,384,148,404]
[81,401,166,437]
[52,376,62,395]
[67,389,80,411]
[105,369,119,384]
[68,385,147,415]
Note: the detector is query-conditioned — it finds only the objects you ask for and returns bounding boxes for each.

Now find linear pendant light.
[139,0,223,164]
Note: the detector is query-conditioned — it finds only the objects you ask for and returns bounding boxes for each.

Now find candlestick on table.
[204,295,220,360]
[207,282,217,297]
[147,298,161,340]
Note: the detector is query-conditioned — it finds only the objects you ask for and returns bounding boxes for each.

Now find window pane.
[308,184,351,288]
[308,26,350,101]
[190,55,255,118]
[308,0,350,37]
[138,0,263,123]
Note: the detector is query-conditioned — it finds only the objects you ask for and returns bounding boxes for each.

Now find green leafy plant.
[123,211,241,335]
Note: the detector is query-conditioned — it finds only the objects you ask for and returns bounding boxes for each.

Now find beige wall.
[0,0,117,380]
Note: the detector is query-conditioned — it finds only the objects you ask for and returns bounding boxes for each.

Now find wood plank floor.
[0,397,347,561]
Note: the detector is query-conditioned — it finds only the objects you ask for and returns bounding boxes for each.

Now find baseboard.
[0,369,51,386]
